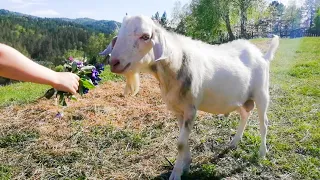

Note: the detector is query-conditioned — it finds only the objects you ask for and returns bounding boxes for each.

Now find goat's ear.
[151,29,167,61]
[99,36,117,56]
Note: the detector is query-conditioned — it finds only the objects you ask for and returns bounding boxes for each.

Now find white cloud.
[10,0,24,3]
[30,9,59,17]
[9,0,47,9]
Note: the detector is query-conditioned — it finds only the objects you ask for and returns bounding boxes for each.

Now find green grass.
[99,65,124,82]
[0,164,12,180]
[0,37,319,179]
[0,82,49,107]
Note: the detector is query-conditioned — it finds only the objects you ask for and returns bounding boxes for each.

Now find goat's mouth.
[111,62,131,74]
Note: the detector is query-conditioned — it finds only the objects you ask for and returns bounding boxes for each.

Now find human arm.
[0,43,79,94]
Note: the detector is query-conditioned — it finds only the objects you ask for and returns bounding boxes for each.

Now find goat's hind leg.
[254,92,269,157]
[229,100,254,148]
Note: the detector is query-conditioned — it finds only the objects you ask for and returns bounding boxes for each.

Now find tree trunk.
[240,3,247,38]
[224,12,235,41]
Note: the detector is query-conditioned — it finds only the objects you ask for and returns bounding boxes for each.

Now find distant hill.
[0,9,121,34]
[0,9,120,68]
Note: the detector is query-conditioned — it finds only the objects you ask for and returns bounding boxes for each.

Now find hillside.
[0,9,119,68]
[0,9,120,35]
[55,17,121,35]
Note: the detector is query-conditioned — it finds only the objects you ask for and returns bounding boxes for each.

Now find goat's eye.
[140,34,150,41]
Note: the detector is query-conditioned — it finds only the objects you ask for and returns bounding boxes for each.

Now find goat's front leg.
[123,72,140,96]
[170,106,196,180]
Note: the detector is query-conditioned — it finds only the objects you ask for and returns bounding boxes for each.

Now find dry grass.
[0,38,319,180]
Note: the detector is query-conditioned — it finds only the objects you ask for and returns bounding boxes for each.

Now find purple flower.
[55,112,64,118]
[69,56,74,61]
[77,61,84,68]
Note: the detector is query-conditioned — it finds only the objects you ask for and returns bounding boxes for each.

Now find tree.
[160,11,168,27]
[303,0,320,28]
[283,1,303,31]
[86,32,116,65]
[268,1,286,33]
[189,0,224,42]
[169,1,191,35]
[233,0,262,38]
[311,7,320,33]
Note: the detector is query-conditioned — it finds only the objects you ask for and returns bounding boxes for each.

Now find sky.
[0,0,188,22]
[0,0,302,22]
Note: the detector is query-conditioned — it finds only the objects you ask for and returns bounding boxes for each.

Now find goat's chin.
[111,63,131,74]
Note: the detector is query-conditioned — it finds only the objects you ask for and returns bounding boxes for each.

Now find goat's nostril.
[111,59,120,67]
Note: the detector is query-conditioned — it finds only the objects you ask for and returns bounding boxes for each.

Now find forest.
[0,9,118,68]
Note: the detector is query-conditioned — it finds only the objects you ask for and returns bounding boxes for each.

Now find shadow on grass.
[154,148,258,180]
[153,147,255,180]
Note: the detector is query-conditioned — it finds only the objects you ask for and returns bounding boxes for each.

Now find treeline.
[165,0,320,44]
[0,11,116,67]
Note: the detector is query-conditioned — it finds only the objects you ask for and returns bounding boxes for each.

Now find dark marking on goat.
[133,40,139,49]
[177,143,184,152]
[184,120,190,129]
[177,51,192,97]
[150,64,157,73]
[243,100,254,112]
[184,105,196,130]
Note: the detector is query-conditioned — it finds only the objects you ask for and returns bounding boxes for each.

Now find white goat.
[100,38,140,96]
[104,15,279,180]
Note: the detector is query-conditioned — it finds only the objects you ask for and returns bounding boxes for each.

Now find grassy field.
[0,37,319,180]
[0,82,50,107]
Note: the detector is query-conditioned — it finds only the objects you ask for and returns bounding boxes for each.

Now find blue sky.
[0,0,189,22]
[0,0,300,22]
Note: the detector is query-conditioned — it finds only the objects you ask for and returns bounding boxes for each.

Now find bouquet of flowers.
[43,57,105,108]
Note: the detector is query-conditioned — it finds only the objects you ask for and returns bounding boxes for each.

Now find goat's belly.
[198,101,239,114]
[198,91,245,114]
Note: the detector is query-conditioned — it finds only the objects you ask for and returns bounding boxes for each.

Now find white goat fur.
[107,15,280,180]
[99,40,141,96]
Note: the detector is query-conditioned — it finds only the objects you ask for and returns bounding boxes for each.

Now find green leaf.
[44,88,56,99]
[80,78,95,89]
[71,61,78,73]
[71,95,77,101]
[78,80,84,96]
[58,92,67,106]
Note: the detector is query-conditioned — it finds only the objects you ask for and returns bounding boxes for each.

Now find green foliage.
[312,8,320,32]
[0,10,119,67]
[64,49,85,60]
[99,66,124,82]
[54,65,64,72]
[0,82,50,107]
[288,60,320,78]
[0,165,11,180]
[0,131,39,148]
[86,32,115,64]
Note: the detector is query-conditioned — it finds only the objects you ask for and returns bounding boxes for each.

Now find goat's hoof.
[229,138,240,149]
[169,171,182,180]
[259,146,268,158]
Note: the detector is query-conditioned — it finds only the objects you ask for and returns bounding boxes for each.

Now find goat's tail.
[264,35,280,62]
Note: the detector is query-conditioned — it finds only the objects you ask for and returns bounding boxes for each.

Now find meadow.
[0,37,319,179]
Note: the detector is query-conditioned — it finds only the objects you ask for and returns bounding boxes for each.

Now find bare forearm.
[0,43,58,87]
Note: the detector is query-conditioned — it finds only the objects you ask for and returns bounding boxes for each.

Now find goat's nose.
[110,58,120,67]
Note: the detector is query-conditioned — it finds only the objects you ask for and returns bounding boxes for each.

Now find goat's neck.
[151,41,185,96]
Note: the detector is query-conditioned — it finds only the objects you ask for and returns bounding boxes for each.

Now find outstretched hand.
[52,72,80,94]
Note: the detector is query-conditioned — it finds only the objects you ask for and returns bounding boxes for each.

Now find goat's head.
[108,15,168,74]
